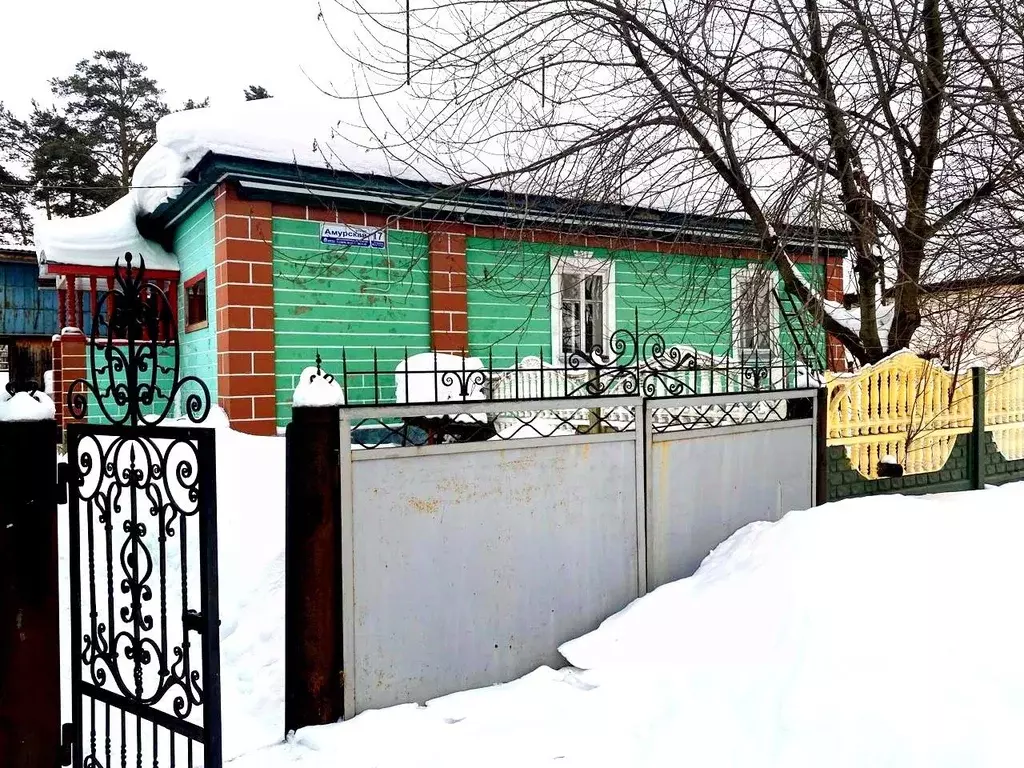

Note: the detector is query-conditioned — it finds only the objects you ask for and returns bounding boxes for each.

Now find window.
[184,273,208,331]
[551,253,614,360]
[732,265,776,359]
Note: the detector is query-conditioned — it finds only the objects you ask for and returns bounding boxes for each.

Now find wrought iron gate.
[64,255,222,768]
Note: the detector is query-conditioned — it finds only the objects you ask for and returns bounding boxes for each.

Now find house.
[0,243,58,392]
[34,101,847,435]
[910,274,1024,370]
[840,274,1024,371]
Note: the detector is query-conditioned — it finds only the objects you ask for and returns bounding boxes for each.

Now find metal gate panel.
[647,419,814,590]
[61,253,221,767]
[345,435,640,713]
[67,424,221,768]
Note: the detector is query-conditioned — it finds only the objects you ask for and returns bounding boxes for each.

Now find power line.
[0,181,185,192]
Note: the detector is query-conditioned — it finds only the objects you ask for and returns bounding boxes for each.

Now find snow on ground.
[220,483,1024,768]
[394,352,486,404]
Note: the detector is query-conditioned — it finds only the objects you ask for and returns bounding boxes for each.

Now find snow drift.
[218,482,1024,767]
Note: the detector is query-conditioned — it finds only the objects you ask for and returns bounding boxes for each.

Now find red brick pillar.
[428,232,468,355]
[824,256,847,372]
[59,329,87,426]
[213,183,278,435]
[50,335,63,431]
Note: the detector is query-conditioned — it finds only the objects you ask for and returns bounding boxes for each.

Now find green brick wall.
[83,345,177,424]
[465,238,552,367]
[826,431,1024,501]
[983,431,1024,486]
[174,199,218,413]
[465,238,824,368]
[271,218,431,423]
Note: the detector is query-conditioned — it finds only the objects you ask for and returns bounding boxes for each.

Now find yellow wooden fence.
[826,351,974,478]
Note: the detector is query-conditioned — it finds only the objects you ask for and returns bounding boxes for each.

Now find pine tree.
[244,85,272,101]
[0,166,32,244]
[181,97,210,110]
[51,50,168,199]
[23,105,107,218]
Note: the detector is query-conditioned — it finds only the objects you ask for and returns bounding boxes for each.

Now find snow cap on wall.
[293,366,346,408]
[0,390,56,422]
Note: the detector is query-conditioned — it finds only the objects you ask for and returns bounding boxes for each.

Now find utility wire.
[0,181,186,192]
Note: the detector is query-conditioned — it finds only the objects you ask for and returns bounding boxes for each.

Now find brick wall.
[824,258,846,372]
[428,232,468,354]
[56,330,87,429]
[213,185,277,435]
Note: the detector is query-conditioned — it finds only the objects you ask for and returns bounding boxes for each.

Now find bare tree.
[315,0,1024,365]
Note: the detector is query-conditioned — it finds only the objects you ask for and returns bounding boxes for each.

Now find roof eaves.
[144,153,851,251]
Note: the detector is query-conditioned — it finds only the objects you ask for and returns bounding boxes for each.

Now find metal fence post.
[971,366,987,490]
[285,404,344,732]
[0,415,60,768]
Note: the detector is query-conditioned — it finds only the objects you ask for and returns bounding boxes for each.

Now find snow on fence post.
[0,389,61,768]
[285,363,345,732]
[971,366,987,491]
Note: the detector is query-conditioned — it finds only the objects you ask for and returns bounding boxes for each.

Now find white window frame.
[731,264,779,360]
[550,252,616,363]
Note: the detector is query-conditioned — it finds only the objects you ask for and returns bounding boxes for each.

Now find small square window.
[185,274,208,331]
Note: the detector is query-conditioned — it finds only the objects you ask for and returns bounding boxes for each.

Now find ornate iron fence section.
[64,254,221,768]
[306,325,821,448]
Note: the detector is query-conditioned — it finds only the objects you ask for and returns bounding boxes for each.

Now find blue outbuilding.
[0,243,58,391]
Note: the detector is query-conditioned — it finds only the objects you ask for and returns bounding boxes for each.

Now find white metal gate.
[336,388,817,714]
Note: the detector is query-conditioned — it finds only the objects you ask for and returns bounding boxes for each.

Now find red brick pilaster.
[51,335,64,431]
[213,184,277,435]
[59,329,87,427]
[428,232,468,354]
[824,256,846,372]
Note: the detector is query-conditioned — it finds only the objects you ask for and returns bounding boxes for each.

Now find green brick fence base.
[984,431,1024,486]
[827,432,1024,502]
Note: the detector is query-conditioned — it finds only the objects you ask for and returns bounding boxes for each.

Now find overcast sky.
[0,0,361,114]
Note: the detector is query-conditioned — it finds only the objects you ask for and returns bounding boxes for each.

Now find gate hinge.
[56,461,68,505]
[60,722,73,766]
[183,609,205,634]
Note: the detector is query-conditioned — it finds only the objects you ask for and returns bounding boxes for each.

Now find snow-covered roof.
[33,97,487,273]
[0,242,36,253]
[0,243,38,264]
[35,196,178,273]
[33,96,846,274]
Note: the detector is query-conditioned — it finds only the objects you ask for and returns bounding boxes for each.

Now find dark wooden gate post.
[285,404,343,732]
[0,408,60,767]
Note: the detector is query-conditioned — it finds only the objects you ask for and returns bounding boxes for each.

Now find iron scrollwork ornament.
[563,329,702,398]
[66,253,211,427]
[566,328,642,396]
[77,432,206,719]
